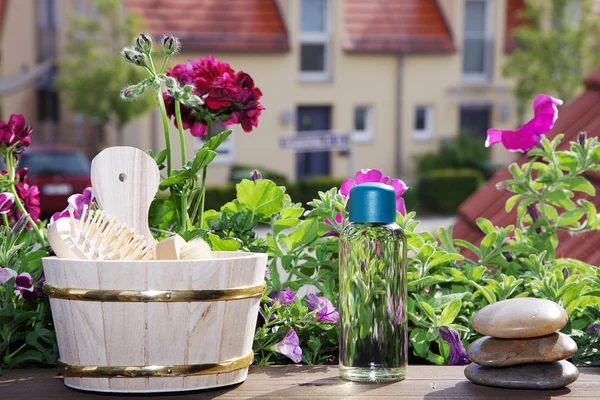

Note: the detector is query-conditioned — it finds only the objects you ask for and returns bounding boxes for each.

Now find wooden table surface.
[1,365,598,400]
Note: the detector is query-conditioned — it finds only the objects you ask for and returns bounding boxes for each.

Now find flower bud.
[120,85,138,100]
[135,33,153,54]
[163,35,180,57]
[588,323,600,334]
[250,170,262,181]
[0,192,14,214]
[133,53,149,68]
[561,267,569,280]
[165,76,177,88]
[183,84,193,94]
[122,48,138,64]
[578,131,587,146]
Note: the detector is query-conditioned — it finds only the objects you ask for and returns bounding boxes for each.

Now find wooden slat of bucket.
[63,260,110,391]
[216,254,266,385]
[98,262,147,391]
[43,258,82,389]
[145,261,191,391]
[186,258,228,389]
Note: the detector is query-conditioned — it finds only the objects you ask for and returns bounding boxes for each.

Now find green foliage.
[56,0,154,140]
[417,168,484,215]
[415,132,490,176]
[503,0,600,117]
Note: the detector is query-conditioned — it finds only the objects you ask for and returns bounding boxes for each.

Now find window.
[413,106,434,141]
[463,0,493,81]
[196,120,235,164]
[352,106,373,142]
[299,0,331,82]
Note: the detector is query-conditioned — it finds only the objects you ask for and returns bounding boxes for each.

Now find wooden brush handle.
[91,146,160,245]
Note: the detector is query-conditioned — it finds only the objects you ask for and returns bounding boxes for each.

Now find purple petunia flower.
[49,187,95,225]
[588,323,600,334]
[20,273,45,302]
[272,328,302,363]
[340,169,408,216]
[0,192,14,214]
[278,288,296,305]
[486,94,563,152]
[14,272,33,291]
[307,293,339,323]
[387,297,403,325]
[0,267,17,284]
[439,326,471,366]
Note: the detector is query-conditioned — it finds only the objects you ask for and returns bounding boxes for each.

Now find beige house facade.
[0,0,525,184]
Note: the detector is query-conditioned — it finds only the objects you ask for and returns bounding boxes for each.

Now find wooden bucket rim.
[42,251,267,264]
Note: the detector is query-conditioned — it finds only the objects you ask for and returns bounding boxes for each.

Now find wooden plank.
[98,261,147,392]
[1,366,599,399]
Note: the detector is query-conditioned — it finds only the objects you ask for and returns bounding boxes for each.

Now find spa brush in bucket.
[43,146,268,393]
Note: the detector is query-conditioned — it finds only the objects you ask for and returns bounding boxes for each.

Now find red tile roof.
[505,0,526,52]
[453,67,600,264]
[123,0,289,52]
[343,0,455,54]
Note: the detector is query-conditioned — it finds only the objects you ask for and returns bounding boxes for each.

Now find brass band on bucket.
[57,353,254,378]
[43,282,266,302]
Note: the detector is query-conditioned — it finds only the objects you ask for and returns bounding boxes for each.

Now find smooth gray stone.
[464,360,579,390]
[467,332,578,367]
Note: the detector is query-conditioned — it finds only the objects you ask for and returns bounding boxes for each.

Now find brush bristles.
[68,206,154,261]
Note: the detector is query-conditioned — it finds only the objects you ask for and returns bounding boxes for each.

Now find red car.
[18,145,91,218]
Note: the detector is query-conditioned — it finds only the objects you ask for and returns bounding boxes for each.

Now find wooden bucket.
[42,251,267,393]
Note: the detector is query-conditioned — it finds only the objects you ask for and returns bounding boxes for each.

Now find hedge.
[416,168,484,215]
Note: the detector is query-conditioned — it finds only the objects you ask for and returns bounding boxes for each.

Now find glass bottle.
[339,183,408,382]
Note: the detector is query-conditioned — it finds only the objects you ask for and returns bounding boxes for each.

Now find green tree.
[503,0,600,119]
[55,0,154,146]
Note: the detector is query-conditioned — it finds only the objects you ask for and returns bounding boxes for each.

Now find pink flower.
[50,187,94,225]
[307,294,339,323]
[0,192,14,214]
[14,272,33,291]
[340,169,408,216]
[323,212,343,237]
[0,114,33,153]
[164,55,264,137]
[13,169,40,224]
[486,94,563,152]
[0,267,17,284]
[272,328,302,363]
[278,288,296,305]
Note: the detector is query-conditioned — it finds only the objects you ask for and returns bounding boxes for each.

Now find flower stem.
[174,100,189,231]
[2,213,9,229]
[156,93,173,175]
[198,118,212,229]
[5,153,44,244]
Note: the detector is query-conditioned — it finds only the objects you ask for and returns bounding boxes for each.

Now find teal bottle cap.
[348,183,396,223]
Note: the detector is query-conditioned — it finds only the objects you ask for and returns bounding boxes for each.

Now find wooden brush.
[48,205,155,261]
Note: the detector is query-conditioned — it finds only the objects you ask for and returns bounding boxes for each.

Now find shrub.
[203,184,237,211]
[417,168,484,215]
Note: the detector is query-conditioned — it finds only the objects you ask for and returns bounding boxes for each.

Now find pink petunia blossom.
[50,187,94,225]
[486,94,563,152]
[14,272,33,291]
[272,328,302,363]
[0,267,17,284]
[307,293,339,323]
[340,169,408,216]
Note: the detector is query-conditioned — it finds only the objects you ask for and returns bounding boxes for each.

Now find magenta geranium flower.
[50,187,95,225]
[438,326,471,366]
[0,114,33,153]
[278,288,296,305]
[14,272,33,291]
[0,267,16,284]
[486,94,563,152]
[13,169,40,224]
[307,293,339,323]
[272,328,302,363]
[0,192,14,214]
[340,169,408,216]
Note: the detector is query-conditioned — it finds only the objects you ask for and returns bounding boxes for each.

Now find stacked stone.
[464,298,579,390]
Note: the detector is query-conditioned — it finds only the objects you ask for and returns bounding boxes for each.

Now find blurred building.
[0,0,526,183]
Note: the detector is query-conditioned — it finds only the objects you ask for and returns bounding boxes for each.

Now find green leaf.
[439,298,462,326]
[191,148,218,175]
[505,194,521,212]
[561,176,595,196]
[419,301,438,324]
[148,199,170,226]
[427,253,464,269]
[476,218,495,234]
[557,209,585,227]
[153,149,168,165]
[281,206,304,219]
[273,218,301,236]
[410,328,429,358]
[471,282,496,304]
[557,152,579,173]
[208,234,242,251]
[286,218,318,250]
[202,130,232,151]
[236,179,285,218]
[159,168,191,190]
[480,232,497,257]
